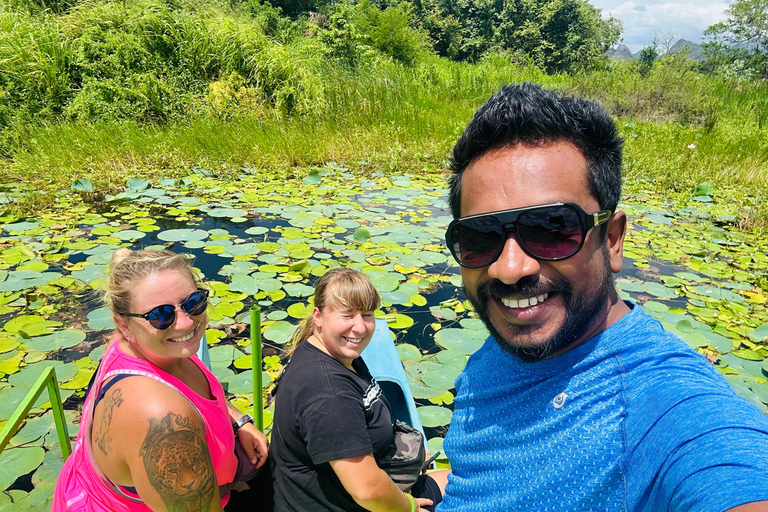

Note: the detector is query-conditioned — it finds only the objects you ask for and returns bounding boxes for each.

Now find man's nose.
[487,234,541,284]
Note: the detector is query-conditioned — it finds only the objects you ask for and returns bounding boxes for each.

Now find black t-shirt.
[270,342,396,511]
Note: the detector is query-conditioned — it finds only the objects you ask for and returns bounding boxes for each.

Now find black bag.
[377,420,426,492]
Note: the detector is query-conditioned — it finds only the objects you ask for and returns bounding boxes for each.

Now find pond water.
[0,167,766,509]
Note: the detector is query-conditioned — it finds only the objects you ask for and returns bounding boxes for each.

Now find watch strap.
[233,413,254,434]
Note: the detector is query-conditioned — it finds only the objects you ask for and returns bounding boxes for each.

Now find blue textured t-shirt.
[437,303,768,512]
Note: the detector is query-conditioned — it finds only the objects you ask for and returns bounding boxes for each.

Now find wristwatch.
[233,413,254,434]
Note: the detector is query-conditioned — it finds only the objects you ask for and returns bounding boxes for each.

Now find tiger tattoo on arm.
[140,411,218,512]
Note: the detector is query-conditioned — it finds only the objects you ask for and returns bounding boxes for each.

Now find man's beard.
[466,254,614,362]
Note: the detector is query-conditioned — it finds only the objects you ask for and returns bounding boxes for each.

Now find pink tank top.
[52,336,237,511]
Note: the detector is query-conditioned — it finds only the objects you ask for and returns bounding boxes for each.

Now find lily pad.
[0,446,46,489]
[263,321,296,344]
[417,405,453,427]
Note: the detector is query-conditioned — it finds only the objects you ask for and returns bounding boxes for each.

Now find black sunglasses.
[122,289,209,330]
[446,202,612,269]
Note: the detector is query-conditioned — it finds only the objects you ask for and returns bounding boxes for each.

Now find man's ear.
[606,210,627,274]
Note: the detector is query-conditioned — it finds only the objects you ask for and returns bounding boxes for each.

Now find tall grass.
[0,0,766,224]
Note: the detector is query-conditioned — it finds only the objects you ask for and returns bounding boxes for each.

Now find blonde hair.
[105,248,199,316]
[289,267,381,350]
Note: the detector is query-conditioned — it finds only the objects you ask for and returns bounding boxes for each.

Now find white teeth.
[169,325,197,343]
[501,293,548,309]
[345,337,362,344]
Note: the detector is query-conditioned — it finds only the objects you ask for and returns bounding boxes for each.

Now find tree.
[703,0,768,78]
[638,43,659,76]
[657,30,676,55]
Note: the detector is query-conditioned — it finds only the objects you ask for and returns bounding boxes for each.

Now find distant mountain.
[605,39,705,61]
[606,44,634,60]
[669,39,703,61]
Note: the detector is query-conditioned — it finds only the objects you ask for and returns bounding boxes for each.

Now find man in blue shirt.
[438,82,768,512]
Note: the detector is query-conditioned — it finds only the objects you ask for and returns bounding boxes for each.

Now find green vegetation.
[0,0,766,225]
[703,0,768,80]
[0,0,767,504]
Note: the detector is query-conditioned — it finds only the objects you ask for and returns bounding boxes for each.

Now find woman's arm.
[227,402,269,469]
[94,380,223,512]
[330,454,432,512]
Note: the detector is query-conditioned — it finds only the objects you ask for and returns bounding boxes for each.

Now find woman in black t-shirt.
[270,268,446,512]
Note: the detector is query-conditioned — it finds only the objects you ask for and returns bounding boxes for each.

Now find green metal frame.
[0,366,72,459]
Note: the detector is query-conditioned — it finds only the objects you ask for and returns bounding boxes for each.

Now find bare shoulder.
[91,377,220,511]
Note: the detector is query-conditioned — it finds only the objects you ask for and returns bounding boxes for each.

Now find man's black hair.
[448,82,624,219]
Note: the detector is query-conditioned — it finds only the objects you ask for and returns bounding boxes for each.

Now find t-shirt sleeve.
[299,393,374,465]
[640,393,768,511]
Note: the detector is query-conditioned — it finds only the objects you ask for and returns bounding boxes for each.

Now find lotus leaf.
[87,307,115,331]
[9,411,56,447]
[368,273,401,293]
[233,355,252,369]
[748,323,768,342]
[386,314,414,329]
[287,302,310,319]
[158,229,209,242]
[283,283,314,297]
[421,366,461,389]
[26,329,86,352]
[732,349,764,362]
[429,306,456,322]
[396,344,421,361]
[268,310,289,321]
[0,447,46,490]
[264,321,296,344]
[4,315,62,336]
[72,178,95,192]
[417,406,453,428]
[435,349,467,370]
[408,379,448,400]
[229,274,260,295]
[222,370,271,395]
[434,329,485,354]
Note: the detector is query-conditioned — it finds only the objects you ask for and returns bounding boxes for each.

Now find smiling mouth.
[168,324,199,344]
[344,337,363,345]
[501,293,549,309]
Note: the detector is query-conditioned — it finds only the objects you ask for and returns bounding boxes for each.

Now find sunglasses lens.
[518,206,584,259]
[182,290,208,316]
[146,305,176,330]
[450,217,504,268]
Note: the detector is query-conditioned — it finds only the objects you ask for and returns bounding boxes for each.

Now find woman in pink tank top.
[52,249,269,512]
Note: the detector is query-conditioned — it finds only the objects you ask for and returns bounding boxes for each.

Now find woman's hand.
[236,422,269,468]
[414,497,434,512]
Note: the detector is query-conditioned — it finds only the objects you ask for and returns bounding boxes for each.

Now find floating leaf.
[87,307,115,331]
[263,321,296,344]
[0,447,45,489]
[387,314,414,329]
[748,323,768,342]
[732,349,764,362]
[158,229,209,242]
[71,178,95,192]
[353,228,371,242]
[417,406,453,427]
[26,329,86,352]
[396,344,421,361]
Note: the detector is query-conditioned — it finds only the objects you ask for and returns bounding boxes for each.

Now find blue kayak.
[361,319,429,449]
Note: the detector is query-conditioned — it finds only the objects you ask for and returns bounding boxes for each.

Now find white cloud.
[590,0,730,52]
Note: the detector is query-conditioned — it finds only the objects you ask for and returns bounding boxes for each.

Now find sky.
[589,0,732,52]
